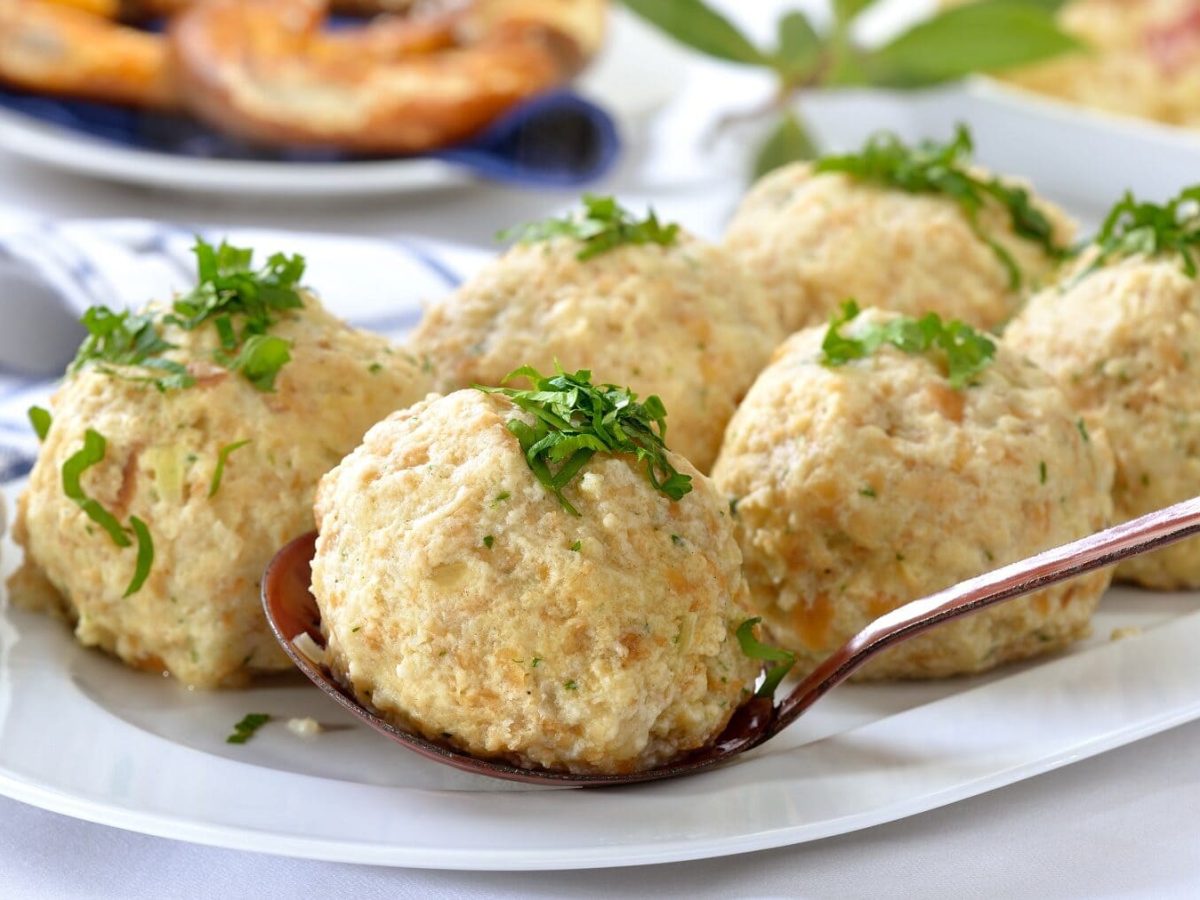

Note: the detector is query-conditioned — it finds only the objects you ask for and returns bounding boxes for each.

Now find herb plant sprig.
[61,428,154,597]
[209,439,251,498]
[821,299,996,389]
[227,713,271,745]
[477,366,692,516]
[70,239,306,392]
[28,406,52,442]
[620,0,1080,177]
[1074,185,1200,283]
[736,618,796,699]
[70,307,192,391]
[815,126,1068,288]
[500,195,680,261]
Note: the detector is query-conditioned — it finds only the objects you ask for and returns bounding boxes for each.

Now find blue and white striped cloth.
[0,219,492,486]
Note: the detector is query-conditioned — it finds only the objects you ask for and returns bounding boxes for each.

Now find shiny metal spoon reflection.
[262,495,1200,787]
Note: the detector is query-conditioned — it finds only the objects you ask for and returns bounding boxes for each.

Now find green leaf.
[124,516,154,597]
[813,126,1068,286]
[824,47,870,86]
[1070,185,1200,285]
[819,300,997,389]
[28,406,51,442]
[62,428,106,502]
[227,713,271,745]
[820,299,868,364]
[621,0,767,65]
[225,335,292,393]
[753,111,817,179]
[735,618,796,699]
[79,499,131,548]
[833,0,880,25]
[61,429,133,549]
[477,365,692,515]
[772,11,822,81]
[500,195,681,262]
[1006,0,1071,10]
[208,439,251,498]
[71,239,306,392]
[866,0,1081,88]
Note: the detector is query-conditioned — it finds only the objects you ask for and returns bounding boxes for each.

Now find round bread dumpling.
[310,389,759,774]
[723,156,1075,334]
[11,292,432,689]
[1006,251,1200,589]
[409,226,782,472]
[711,308,1115,680]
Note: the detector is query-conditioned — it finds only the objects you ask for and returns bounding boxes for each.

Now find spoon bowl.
[263,495,1200,787]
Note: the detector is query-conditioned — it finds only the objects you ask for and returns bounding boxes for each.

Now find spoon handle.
[768,495,1200,739]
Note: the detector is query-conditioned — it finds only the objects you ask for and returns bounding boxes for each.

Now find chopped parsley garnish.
[477,366,692,516]
[1075,185,1200,281]
[495,491,511,503]
[499,194,681,262]
[569,540,582,552]
[564,680,578,691]
[368,362,384,374]
[532,657,542,668]
[71,307,192,391]
[226,713,271,744]
[859,485,877,498]
[167,239,305,332]
[1077,418,1090,443]
[1039,461,1048,484]
[61,429,155,596]
[736,618,796,699]
[70,238,305,392]
[814,125,1068,288]
[62,430,130,549]
[821,299,996,389]
[219,334,293,393]
[483,535,495,549]
[28,406,51,441]
[209,439,251,498]
[125,516,154,597]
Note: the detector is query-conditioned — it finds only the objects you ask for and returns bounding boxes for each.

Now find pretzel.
[167,0,606,153]
[117,0,431,19]
[0,0,604,150]
[0,0,175,108]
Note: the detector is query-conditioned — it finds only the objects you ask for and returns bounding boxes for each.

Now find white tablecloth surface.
[4,717,1200,900]
[2,2,1199,896]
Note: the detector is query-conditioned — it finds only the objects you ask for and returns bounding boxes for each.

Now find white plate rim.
[3,587,1199,871]
[3,682,1199,871]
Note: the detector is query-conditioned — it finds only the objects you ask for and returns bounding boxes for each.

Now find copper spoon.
[262,495,1200,787]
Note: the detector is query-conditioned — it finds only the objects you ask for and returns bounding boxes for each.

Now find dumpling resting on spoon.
[309,371,760,775]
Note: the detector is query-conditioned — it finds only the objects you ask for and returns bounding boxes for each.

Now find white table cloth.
[4,718,1200,899]
[2,2,1199,896]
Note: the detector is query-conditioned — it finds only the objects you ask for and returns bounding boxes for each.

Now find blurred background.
[0,0,1196,244]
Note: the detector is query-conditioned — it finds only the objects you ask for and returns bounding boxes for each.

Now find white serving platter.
[2,496,1197,870]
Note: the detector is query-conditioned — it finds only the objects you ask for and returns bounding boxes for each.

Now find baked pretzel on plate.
[0,0,605,151]
[168,0,606,153]
[0,0,176,108]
